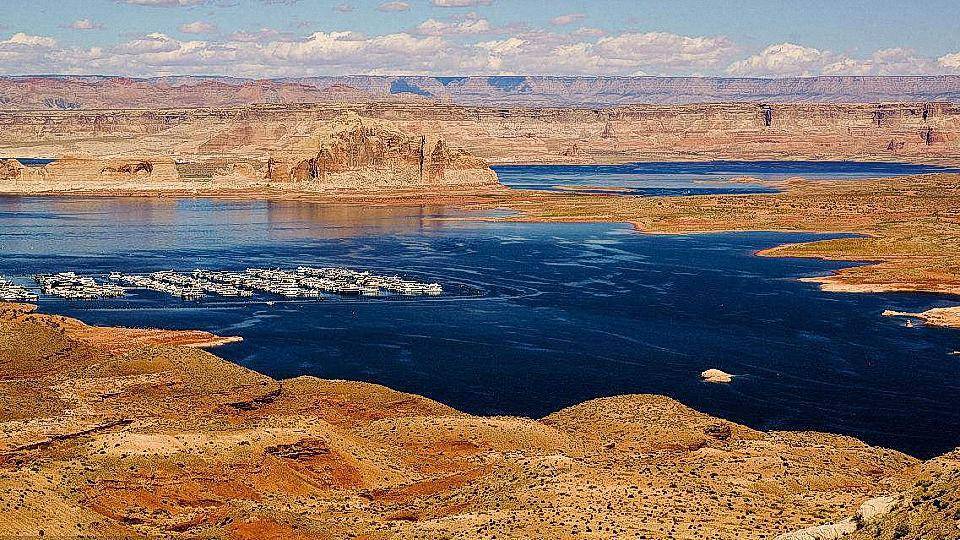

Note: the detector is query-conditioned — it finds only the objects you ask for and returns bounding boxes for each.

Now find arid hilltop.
[1,303,957,539]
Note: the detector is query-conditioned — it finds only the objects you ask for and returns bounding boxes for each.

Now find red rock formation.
[0,159,25,181]
[0,112,498,193]
[265,112,497,189]
[40,156,180,183]
[4,102,960,166]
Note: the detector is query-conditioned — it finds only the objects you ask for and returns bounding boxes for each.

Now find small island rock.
[701,369,734,383]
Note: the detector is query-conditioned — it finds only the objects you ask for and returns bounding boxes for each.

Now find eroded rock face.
[0,159,25,181]
[11,156,181,185]
[5,75,960,109]
[265,112,497,189]
[0,113,498,193]
[5,101,960,168]
[775,497,900,540]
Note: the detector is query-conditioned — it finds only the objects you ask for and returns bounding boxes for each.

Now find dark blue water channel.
[1,162,958,458]
[494,160,960,196]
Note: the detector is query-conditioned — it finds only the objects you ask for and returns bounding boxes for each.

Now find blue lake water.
[1,163,959,458]
[494,160,960,196]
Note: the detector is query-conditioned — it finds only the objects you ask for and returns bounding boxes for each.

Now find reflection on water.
[0,196,463,254]
[1,194,959,459]
[264,202,458,239]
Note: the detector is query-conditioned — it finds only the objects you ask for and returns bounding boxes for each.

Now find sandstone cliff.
[0,113,498,193]
[3,101,959,167]
[0,159,26,181]
[262,112,497,189]
[0,157,179,185]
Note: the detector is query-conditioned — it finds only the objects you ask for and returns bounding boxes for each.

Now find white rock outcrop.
[701,369,733,383]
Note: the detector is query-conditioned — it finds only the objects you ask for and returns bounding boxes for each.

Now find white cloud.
[256,31,468,75]
[726,42,833,77]
[415,17,491,36]
[378,1,410,12]
[121,0,206,6]
[475,36,523,54]
[67,19,104,31]
[938,51,960,70]
[595,32,737,71]
[822,48,937,76]
[0,33,59,73]
[469,30,738,75]
[334,3,353,12]
[727,42,944,77]
[179,21,217,34]
[550,13,586,26]
[116,32,181,54]
[571,27,604,38]
[432,0,492,6]
[4,21,960,79]
[228,28,290,42]
[2,33,57,48]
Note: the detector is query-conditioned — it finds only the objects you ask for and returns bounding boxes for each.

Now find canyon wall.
[2,102,959,168]
[264,112,496,189]
[4,75,960,108]
[0,111,498,192]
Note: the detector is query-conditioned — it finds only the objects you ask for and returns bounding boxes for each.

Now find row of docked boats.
[1,266,443,303]
[0,276,38,302]
[196,266,443,299]
[296,266,443,296]
[109,270,252,301]
[34,272,125,300]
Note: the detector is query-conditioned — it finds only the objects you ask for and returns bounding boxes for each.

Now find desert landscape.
[0,76,958,538]
[1,85,958,327]
[2,1,960,538]
[2,303,958,539]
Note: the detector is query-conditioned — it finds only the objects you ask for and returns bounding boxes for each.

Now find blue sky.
[2,0,960,77]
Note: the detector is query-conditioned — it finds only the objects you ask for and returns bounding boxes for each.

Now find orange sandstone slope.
[1,303,955,539]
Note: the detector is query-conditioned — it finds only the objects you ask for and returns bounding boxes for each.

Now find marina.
[0,276,37,302]
[34,272,125,300]
[3,190,959,459]
[14,267,445,302]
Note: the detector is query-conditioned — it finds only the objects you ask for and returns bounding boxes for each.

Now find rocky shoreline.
[1,302,956,538]
[1,169,957,328]
[500,173,960,328]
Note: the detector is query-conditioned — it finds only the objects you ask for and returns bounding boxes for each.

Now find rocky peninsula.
[505,172,960,328]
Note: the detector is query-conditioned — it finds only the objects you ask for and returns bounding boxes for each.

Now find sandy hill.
[0,303,956,539]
